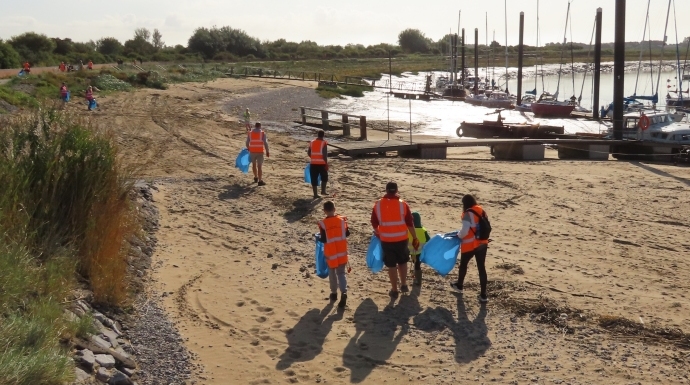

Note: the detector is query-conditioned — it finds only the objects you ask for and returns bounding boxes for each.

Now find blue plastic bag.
[420,233,461,277]
[65,91,70,102]
[314,235,329,279]
[235,148,250,174]
[88,99,97,109]
[303,164,321,186]
[366,235,384,274]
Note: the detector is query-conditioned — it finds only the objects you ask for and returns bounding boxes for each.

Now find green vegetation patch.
[93,74,131,91]
[316,84,373,99]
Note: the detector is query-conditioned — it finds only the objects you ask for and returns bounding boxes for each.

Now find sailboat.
[480,1,516,109]
[531,1,576,117]
[516,0,542,112]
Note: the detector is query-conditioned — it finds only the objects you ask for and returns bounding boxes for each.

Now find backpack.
[467,209,492,241]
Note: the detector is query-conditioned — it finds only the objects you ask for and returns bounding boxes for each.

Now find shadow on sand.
[275,303,344,370]
[343,292,422,383]
[218,183,255,200]
[413,294,491,363]
[630,161,690,187]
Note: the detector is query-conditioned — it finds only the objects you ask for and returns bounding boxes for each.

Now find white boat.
[613,110,690,144]
[465,93,487,106]
[515,94,536,112]
[481,91,516,108]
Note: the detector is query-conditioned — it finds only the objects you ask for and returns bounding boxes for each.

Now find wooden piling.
[360,116,367,140]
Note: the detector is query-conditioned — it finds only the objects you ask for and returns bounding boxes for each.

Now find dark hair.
[462,194,477,211]
[255,122,261,128]
[323,201,335,212]
[385,181,398,193]
[317,130,325,138]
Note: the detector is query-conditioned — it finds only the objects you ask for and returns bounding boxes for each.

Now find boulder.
[95,354,116,369]
[96,367,111,383]
[108,370,133,385]
[76,349,96,372]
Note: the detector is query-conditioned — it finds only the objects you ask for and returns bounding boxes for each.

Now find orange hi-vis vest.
[310,139,327,165]
[375,198,409,243]
[461,205,485,253]
[248,130,265,153]
[319,215,348,268]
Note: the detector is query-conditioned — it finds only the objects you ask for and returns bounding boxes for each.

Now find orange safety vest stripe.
[248,131,265,153]
[461,205,484,252]
[310,139,327,165]
[319,216,348,268]
[375,198,409,243]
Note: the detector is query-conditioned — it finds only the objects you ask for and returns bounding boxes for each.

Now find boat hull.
[667,98,690,108]
[458,122,565,139]
[531,102,575,117]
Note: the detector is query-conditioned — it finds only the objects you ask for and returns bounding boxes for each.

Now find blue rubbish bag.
[420,233,461,277]
[303,164,321,186]
[235,148,250,174]
[366,235,384,274]
[314,235,329,279]
[88,99,97,109]
[65,91,70,102]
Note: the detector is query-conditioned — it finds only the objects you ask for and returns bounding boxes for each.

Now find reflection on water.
[323,68,678,137]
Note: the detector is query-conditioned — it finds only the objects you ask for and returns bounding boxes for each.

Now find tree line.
[1,26,688,69]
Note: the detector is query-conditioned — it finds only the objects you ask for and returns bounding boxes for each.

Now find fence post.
[302,72,305,81]
[245,67,248,76]
[359,116,367,140]
[288,71,291,79]
[342,115,350,136]
[321,111,329,130]
[300,107,306,125]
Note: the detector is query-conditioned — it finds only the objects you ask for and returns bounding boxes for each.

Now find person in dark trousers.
[371,182,420,299]
[408,212,431,286]
[450,194,489,302]
[307,130,329,198]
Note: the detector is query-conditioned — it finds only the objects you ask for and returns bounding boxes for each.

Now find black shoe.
[254,177,258,183]
[400,285,409,293]
[258,180,266,186]
[329,293,337,302]
[413,269,422,286]
[338,293,347,308]
[450,282,463,294]
[479,295,488,303]
[389,290,399,299]
[313,194,320,199]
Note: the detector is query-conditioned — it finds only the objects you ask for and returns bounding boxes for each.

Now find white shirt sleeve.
[457,219,471,238]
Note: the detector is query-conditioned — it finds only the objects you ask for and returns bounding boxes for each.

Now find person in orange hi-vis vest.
[23,62,31,73]
[87,60,93,70]
[307,130,328,198]
[59,62,66,72]
[450,194,489,303]
[245,122,270,186]
[371,181,420,299]
[318,200,350,309]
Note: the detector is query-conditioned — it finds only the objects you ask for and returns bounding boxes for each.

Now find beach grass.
[0,107,137,383]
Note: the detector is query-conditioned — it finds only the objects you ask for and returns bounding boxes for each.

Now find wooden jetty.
[329,138,680,161]
[300,107,367,140]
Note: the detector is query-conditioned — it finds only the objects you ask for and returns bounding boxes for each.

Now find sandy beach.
[86,77,690,384]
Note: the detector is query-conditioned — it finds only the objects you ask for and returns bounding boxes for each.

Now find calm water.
[324,68,678,137]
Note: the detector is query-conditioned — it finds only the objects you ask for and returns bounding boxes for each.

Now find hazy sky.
[1,0,689,48]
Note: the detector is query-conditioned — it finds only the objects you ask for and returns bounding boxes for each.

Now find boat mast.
[534,0,539,93]
[656,0,672,97]
[555,1,572,99]
[504,0,509,93]
[486,12,489,89]
[672,0,683,102]
[634,0,652,96]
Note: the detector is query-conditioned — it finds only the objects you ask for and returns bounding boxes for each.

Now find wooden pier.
[329,138,681,161]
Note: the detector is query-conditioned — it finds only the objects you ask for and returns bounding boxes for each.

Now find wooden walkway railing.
[300,107,367,140]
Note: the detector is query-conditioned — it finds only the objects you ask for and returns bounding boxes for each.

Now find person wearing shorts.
[246,122,269,186]
[371,182,420,299]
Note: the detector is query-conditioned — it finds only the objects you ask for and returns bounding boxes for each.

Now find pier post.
[593,8,603,119]
[474,28,479,93]
[321,111,329,130]
[359,116,367,140]
[300,107,306,125]
[342,115,350,136]
[517,12,525,105]
[613,0,626,140]
[461,28,466,91]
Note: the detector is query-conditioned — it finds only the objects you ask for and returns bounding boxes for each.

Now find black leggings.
[456,244,488,297]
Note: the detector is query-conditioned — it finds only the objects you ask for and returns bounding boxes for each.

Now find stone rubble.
[67,182,192,385]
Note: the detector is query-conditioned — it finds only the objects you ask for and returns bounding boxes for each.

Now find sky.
[1,0,689,48]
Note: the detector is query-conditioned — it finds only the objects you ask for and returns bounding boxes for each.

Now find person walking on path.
[408,212,431,286]
[85,86,97,111]
[318,200,350,308]
[450,194,489,302]
[87,60,93,70]
[246,122,269,186]
[22,61,31,74]
[244,108,252,131]
[59,62,66,72]
[307,130,328,199]
[371,182,420,299]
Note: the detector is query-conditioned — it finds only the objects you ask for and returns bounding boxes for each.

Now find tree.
[53,38,74,55]
[490,40,502,48]
[398,29,430,53]
[124,37,155,57]
[97,37,124,56]
[188,28,218,59]
[134,28,151,43]
[9,32,56,63]
[0,40,21,69]
[152,29,164,50]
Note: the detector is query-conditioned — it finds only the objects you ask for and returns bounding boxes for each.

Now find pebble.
[91,335,112,351]
[108,370,133,385]
[96,367,111,382]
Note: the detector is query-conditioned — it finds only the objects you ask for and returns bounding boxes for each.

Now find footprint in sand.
[257,316,267,323]
[236,301,245,307]
[265,349,279,358]
[257,306,273,313]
